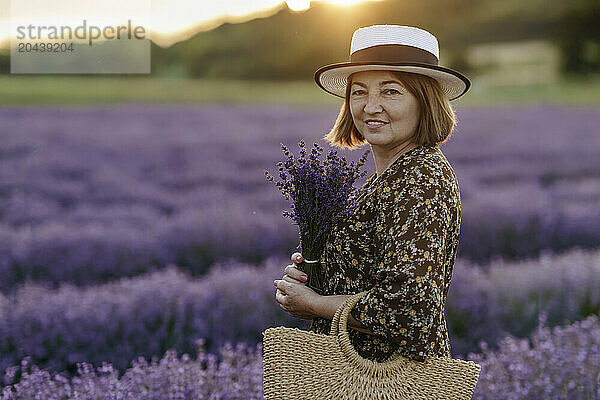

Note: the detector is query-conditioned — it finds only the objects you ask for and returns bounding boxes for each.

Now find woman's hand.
[277,252,308,285]
[274,252,321,320]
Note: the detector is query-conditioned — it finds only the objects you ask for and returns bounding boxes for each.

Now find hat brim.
[314,62,471,101]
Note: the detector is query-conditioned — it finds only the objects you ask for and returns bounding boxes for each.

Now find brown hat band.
[350,44,439,66]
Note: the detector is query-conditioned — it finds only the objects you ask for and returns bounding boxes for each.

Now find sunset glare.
[321,0,379,5]
[0,0,382,49]
[285,0,311,11]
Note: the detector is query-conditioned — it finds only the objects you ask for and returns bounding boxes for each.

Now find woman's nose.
[363,93,383,114]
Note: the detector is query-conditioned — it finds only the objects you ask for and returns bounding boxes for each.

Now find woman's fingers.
[284,264,308,283]
[282,274,304,285]
[291,252,303,265]
[274,273,304,288]
[275,256,308,292]
[275,285,293,312]
[275,288,287,309]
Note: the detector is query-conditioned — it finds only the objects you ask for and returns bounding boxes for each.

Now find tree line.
[0,0,598,78]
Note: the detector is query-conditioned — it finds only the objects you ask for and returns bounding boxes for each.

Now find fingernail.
[273,280,278,286]
[300,275,307,282]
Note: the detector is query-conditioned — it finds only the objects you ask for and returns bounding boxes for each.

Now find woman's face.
[348,70,420,148]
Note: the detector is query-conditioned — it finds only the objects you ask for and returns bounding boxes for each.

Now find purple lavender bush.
[265,140,370,294]
[0,256,308,381]
[2,246,599,382]
[2,314,599,399]
[447,246,600,357]
[1,340,264,400]
[469,313,600,400]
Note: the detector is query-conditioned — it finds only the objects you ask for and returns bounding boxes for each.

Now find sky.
[0,0,382,49]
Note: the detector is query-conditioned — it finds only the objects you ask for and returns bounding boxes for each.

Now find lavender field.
[2,316,600,400]
[6,307,597,400]
[1,105,599,291]
[1,248,599,398]
[1,246,598,376]
[1,104,599,398]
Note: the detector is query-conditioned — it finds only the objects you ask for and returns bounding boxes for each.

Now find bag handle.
[329,291,366,336]
[329,290,405,368]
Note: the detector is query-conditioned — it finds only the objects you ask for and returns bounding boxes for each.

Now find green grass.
[0,75,599,108]
[0,76,343,108]
[455,76,600,108]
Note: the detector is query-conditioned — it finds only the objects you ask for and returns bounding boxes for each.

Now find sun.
[286,0,381,11]
[323,0,376,5]
[285,0,310,11]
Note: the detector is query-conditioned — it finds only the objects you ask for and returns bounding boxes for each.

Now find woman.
[273,24,470,363]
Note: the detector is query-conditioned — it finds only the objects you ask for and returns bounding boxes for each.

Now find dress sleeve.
[349,163,449,359]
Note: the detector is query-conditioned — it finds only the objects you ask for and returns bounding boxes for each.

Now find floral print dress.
[309,144,461,363]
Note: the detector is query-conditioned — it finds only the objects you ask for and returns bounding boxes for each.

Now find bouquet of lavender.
[265,140,370,295]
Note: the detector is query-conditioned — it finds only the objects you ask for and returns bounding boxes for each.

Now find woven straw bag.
[262,290,481,399]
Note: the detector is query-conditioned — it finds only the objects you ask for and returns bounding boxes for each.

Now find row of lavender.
[1,105,600,292]
[3,312,600,400]
[1,246,598,384]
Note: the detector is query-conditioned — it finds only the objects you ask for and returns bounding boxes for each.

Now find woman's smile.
[365,120,389,130]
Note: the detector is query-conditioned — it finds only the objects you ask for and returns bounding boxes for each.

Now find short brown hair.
[322,71,457,150]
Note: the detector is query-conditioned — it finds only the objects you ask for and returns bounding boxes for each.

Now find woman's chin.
[363,133,388,145]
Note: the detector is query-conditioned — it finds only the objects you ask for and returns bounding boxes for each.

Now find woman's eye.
[351,89,401,96]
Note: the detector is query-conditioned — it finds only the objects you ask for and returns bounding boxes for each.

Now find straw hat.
[314,25,471,101]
